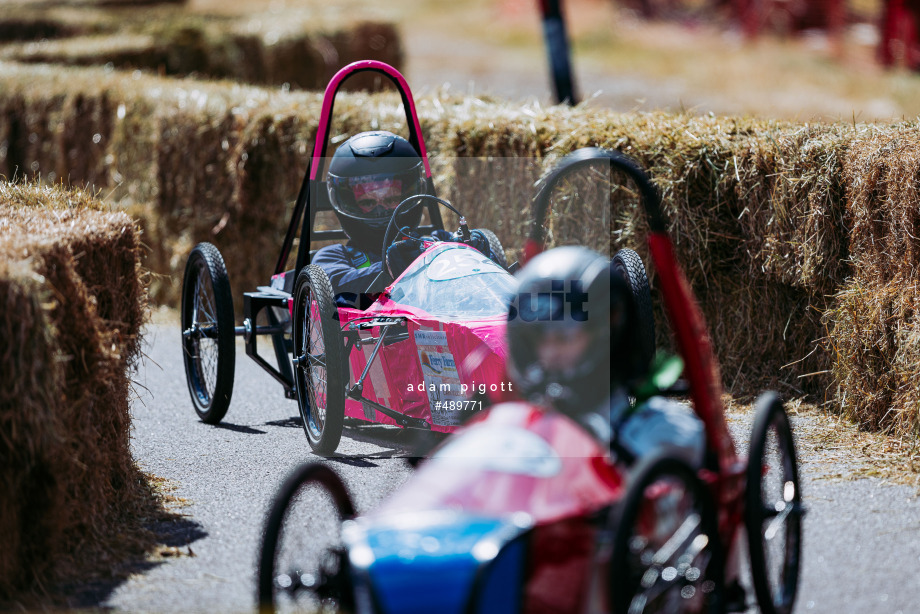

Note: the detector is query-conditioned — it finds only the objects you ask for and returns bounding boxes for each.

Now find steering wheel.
[380,194,466,258]
[364,194,467,293]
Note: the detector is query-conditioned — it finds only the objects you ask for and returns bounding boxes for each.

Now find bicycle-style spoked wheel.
[257,463,356,614]
[611,454,724,614]
[292,265,346,456]
[181,242,235,424]
[746,392,803,614]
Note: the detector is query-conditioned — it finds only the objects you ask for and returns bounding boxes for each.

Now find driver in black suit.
[312,130,490,300]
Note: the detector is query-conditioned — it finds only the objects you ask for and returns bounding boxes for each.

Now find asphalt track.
[96,319,920,614]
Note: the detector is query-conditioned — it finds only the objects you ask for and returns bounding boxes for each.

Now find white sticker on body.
[414,329,466,427]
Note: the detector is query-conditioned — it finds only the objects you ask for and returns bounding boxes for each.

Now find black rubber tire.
[181,242,235,424]
[257,462,356,614]
[611,453,724,614]
[293,265,346,456]
[613,248,656,369]
[745,392,803,614]
[474,228,508,270]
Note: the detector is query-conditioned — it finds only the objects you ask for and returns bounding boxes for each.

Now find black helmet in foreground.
[507,246,639,415]
[327,131,427,251]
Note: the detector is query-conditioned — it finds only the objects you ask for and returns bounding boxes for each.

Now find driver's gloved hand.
[412,229,453,242]
[464,229,492,259]
[386,238,426,279]
[427,229,454,242]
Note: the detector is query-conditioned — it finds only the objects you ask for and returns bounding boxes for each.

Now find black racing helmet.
[506,246,634,415]
[327,131,427,252]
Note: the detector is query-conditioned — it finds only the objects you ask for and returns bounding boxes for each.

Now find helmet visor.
[328,163,424,220]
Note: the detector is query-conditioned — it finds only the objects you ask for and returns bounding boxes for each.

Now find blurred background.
[7,0,920,120]
[183,0,920,120]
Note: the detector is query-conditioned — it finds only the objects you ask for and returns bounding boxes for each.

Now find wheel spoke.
[629,547,715,614]
[196,267,218,326]
[188,262,220,404]
[289,266,345,455]
[650,512,702,567]
[307,298,328,430]
[296,289,328,437]
[764,505,791,541]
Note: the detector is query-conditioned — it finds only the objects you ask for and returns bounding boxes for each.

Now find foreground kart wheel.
[746,392,803,614]
[293,265,346,456]
[613,248,656,369]
[475,227,509,270]
[181,242,235,424]
[257,463,356,614]
[611,453,724,614]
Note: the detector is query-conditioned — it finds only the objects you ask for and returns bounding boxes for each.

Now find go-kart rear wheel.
[257,462,356,614]
[293,265,346,456]
[611,453,724,614]
[745,392,803,614]
[180,242,235,424]
[474,228,508,270]
[613,248,656,368]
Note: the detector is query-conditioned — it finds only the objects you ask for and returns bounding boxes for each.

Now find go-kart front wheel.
[474,228,508,270]
[613,248,656,370]
[745,392,803,614]
[181,242,235,424]
[257,462,356,614]
[293,265,346,456]
[610,453,724,614]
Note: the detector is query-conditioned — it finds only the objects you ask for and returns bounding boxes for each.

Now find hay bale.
[0,6,124,45]
[328,22,404,91]
[0,11,404,91]
[0,265,62,599]
[825,127,920,436]
[0,18,83,43]
[845,127,920,283]
[0,33,167,69]
[826,276,920,436]
[0,181,150,603]
[0,90,67,183]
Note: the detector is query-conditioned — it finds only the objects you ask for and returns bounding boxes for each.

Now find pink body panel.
[337,241,511,432]
[336,307,508,433]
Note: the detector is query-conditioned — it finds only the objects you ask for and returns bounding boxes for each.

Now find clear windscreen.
[388,243,518,319]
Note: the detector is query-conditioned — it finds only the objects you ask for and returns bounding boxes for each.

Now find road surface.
[89,318,920,613]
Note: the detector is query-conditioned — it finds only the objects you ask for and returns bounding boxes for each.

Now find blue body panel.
[348,513,527,614]
[472,537,526,614]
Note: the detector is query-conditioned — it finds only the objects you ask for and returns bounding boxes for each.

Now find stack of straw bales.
[829,129,920,438]
[0,182,150,601]
[2,60,920,438]
[0,8,402,91]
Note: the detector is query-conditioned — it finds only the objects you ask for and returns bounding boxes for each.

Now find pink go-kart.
[180,60,515,456]
[256,147,805,614]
